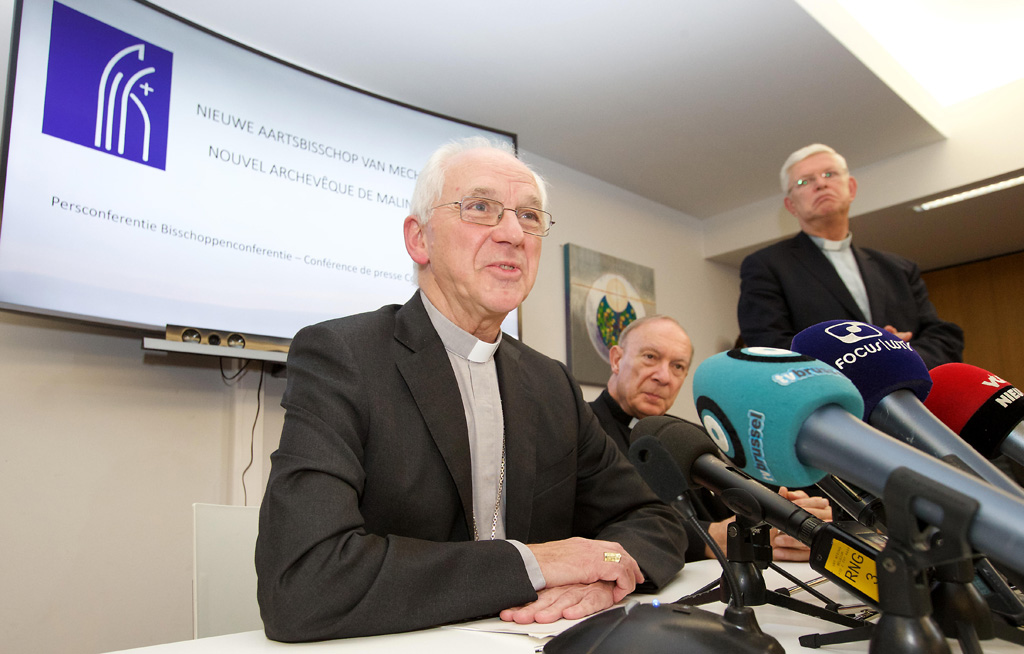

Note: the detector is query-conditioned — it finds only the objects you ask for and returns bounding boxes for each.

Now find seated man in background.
[738,143,963,369]
[590,315,831,562]
[255,137,688,642]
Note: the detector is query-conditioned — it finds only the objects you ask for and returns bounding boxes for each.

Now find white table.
[106,560,1023,653]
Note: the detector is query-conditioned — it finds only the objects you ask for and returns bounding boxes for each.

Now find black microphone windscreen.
[629,415,682,445]
[628,435,691,504]
[631,416,720,479]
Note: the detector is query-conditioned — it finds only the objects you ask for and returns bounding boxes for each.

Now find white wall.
[0,311,287,653]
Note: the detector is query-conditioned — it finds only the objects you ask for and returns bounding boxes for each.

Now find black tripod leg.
[799,625,874,649]
[674,576,725,606]
[767,590,867,629]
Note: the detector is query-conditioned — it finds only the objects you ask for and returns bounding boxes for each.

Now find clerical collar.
[809,232,853,252]
[605,389,640,429]
[420,291,501,363]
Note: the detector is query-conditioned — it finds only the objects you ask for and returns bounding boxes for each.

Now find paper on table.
[442,610,598,639]
[441,577,692,639]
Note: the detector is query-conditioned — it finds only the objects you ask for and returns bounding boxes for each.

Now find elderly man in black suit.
[255,137,687,642]
[738,143,963,368]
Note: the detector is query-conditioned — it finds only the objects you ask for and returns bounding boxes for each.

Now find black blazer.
[256,293,687,641]
[738,232,963,368]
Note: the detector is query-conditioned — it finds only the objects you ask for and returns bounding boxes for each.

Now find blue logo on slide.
[41,2,173,169]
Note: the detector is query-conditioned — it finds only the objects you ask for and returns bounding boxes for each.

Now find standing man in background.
[737,143,963,369]
[256,137,688,642]
[590,315,831,562]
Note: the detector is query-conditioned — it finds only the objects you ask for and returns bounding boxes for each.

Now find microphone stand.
[901,477,1024,651]
[802,471,1024,651]
[930,558,991,654]
[665,505,786,654]
[820,473,1024,631]
[800,467,1009,653]
[677,512,866,630]
[677,513,770,606]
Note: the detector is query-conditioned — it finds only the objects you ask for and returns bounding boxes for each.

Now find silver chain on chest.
[473,434,506,541]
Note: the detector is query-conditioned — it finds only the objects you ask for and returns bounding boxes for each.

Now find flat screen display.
[0,0,518,342]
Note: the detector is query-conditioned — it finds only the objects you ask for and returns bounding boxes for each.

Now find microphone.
[625,429,747,605]
[925,362,1024,467]
[790,320,1024,499]
[691,347,1024,576]
[630,416,884,607]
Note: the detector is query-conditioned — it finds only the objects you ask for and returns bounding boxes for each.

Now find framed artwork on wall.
[563,243,656,385]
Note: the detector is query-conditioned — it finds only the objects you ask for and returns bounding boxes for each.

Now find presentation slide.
[0,0,518,341]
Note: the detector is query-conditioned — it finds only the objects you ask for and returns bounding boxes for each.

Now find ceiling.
[149,0,1024,272]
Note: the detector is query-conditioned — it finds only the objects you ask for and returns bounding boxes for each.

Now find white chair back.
[192,503,262,638]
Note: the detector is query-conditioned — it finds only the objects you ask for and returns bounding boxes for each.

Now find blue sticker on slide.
[42,2,173,169]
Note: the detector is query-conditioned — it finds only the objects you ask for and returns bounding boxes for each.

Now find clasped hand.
[499,537,642,624]
[770,487,832,561]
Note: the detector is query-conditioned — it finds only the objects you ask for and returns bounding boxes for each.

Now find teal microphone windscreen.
[791,320,931,419]
[692,347,864,488]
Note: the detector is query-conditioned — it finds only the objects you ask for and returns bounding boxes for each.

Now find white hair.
[779,143,849,193]
[408,136,548,223]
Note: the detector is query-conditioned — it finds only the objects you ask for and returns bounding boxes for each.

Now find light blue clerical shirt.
[808,233,873,323]
[420,292,545,590]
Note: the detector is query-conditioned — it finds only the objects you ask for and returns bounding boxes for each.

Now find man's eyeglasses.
[432,196,554,237]
[790,170,844,192]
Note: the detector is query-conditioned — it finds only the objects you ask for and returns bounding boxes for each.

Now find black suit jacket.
[256,294,687,641]
[738,232,963,368]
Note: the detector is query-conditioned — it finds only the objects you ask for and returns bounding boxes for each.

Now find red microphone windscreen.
[925,363,1011,434]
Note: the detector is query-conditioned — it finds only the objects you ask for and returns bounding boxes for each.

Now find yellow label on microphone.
[824,540,879,602]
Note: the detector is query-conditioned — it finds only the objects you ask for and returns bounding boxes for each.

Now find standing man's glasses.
[789,170,844,193]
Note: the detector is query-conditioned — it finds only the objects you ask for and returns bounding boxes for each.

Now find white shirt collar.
[420,291,501,363]
[809,231,853,252]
